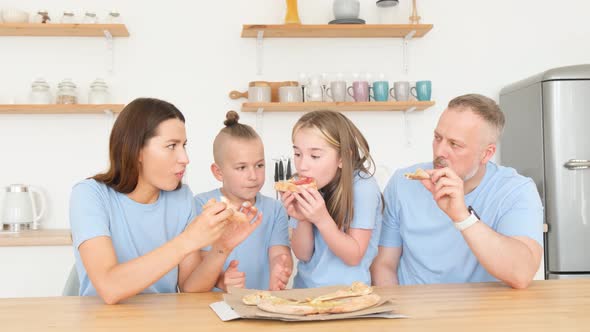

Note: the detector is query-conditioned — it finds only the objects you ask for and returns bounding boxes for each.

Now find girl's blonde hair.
[292,110,375,231]
[213,111,260,164]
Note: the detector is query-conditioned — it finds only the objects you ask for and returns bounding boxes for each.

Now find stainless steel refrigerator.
[500,64,590,279]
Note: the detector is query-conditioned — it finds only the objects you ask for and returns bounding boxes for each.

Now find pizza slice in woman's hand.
[274,176,318,192]
[202,197,256,223]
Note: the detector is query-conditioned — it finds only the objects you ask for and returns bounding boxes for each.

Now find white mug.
[279,86,302,103]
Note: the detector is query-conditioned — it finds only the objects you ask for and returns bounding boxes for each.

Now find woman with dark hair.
[69,98,261,304]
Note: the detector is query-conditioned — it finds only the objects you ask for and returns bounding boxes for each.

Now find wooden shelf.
[0,23,129,37]
[0,229,72,247]
[241,101,435,112]
[242,24,433,38]
[0,104,125,114]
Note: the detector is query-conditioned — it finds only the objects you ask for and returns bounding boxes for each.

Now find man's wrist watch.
[454,206,480,231]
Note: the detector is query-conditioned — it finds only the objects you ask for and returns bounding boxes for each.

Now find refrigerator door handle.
[563,159,590,170]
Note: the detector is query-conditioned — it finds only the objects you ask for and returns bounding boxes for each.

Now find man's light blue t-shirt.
[379,161,543,285]
[290,173,383,288]
[69,179,197,296]
[194,189,290,290]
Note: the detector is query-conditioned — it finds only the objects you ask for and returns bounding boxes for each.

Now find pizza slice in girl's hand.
[274,176,318,192]
[404,168,431,180]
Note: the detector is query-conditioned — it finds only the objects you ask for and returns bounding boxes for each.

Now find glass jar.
[88,79,110,104]
[60,11,76,24]
[31,10,51,24]
[82,12,98,24]
[56,79,78,104]
[103,11,121,24]
[29,78,52,104]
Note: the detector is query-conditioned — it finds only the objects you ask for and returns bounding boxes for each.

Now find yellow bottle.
[285,0,301,24]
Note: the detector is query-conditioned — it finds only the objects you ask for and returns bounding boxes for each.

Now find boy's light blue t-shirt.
[379,161,544,285]
[194,189,290,290]
[290,173,383,288]
[69,179,197,296]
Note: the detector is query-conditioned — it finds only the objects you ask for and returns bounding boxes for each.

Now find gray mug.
[326,81,347,102]
[391,81,410,101]
[279,86,302,103]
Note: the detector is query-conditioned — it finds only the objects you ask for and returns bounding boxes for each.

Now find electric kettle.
[0,184,46,232]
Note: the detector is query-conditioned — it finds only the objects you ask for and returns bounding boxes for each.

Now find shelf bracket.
[402,30,416,75]
[256,31,264,76]
[103,30,114,74]
[104,109,115,128]
[402,106,416,147]
[255,107,264,134]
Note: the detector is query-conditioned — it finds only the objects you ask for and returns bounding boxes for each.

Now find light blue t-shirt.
[194,189,290,290]
[290,173,383,288]
[69,179,197,296]
[379,161,543,285]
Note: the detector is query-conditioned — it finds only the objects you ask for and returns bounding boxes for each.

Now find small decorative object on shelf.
[29,78,52,104]
[285,0,301,24]
[409,0,421,24]
[88,78,110,104]
[31,10,51,24]
[56,79,78,104]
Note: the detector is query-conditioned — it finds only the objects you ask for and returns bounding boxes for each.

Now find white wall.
[1,0,588,297]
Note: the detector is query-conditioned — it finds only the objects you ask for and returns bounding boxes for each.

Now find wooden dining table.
[2,279,589,331]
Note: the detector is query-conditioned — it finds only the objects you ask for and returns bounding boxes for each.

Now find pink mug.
[347,81,370,102]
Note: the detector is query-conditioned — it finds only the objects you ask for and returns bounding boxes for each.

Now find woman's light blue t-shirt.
[69,179,197,296]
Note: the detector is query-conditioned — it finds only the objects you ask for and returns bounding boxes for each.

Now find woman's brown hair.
[292,110,375,231]
[212,111,260,164]
[93,98,185,193]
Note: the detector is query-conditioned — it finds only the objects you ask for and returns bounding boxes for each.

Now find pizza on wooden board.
[241,282,381,316]
[274,176,318,192]
[404,168,431,180]
[202,196,255,223]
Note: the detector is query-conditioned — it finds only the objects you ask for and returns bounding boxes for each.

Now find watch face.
[468,206,480,220]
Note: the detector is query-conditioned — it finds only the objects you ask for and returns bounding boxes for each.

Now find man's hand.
[422,167,469,222]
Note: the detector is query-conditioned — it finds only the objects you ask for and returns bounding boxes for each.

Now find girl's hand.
[280,191,308,222]
[291,188,332,227]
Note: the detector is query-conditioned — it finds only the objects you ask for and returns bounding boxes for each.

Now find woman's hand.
[181,201,233,252]
[214,202,262,252]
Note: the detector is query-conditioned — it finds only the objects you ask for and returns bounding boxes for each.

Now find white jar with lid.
[82,11,98,24]
[103,11,122,24]
[60,11,76,23]
[88,78,110,104]
[29,78,52,104]
[56,79,78,104]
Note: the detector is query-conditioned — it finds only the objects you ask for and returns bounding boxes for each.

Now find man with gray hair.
[371,94,543,289]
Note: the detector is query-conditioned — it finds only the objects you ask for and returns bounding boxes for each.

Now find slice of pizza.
[256,293,381,316]
[309,281,373,303]
[242,291,272,305]
[202,197,256,223]
[404,168,430,180]
[274,176,318,192]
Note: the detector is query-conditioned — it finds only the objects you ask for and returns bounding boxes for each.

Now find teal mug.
[411,80,432,101]
[372,81,390,102]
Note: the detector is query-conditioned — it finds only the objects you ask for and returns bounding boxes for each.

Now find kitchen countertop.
[1,279,589,331]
